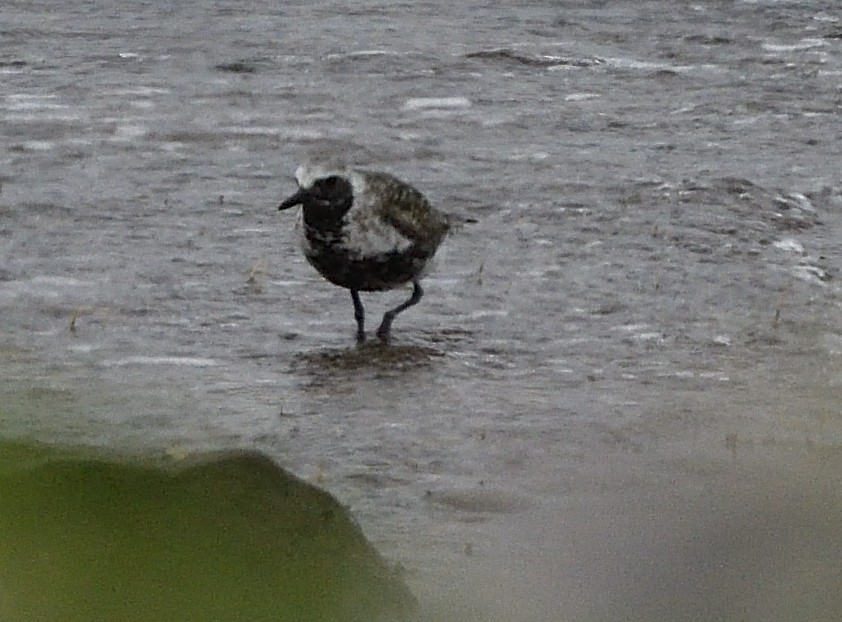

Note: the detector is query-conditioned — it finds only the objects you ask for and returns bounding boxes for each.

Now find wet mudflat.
[2,1,842,619]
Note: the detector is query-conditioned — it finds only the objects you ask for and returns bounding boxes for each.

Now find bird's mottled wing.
[363,172,450,248]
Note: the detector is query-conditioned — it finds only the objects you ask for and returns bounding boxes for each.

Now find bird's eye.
[311,176,341,198]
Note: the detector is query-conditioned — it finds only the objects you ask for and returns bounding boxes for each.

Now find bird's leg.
[377,281,423,341]
[350,289,366,342]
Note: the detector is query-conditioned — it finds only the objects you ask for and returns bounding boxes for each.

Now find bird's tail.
[444,213,479,232]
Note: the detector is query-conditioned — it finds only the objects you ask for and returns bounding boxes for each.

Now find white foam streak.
[762,39,827,52]
[402,97,472,111]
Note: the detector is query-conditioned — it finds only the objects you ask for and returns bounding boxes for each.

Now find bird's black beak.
[278,187,308,210]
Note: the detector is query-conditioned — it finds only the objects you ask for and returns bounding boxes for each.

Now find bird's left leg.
[376,280,423,340]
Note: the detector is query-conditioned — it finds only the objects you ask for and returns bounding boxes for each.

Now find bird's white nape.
[294,162,350,190]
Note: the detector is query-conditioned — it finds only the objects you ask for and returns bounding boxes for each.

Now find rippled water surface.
[3,1,842,619]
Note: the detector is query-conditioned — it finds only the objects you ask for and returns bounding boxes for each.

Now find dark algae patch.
[0,441,415,622]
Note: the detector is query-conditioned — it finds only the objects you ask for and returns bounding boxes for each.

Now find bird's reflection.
[291,339,444,389]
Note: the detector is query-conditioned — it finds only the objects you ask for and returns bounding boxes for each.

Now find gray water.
[3,1,842,619]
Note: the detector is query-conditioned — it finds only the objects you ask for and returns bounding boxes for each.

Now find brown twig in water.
[69,307,96,334]
[246,258,269,294]
[69,306,114,333]
[771,282,792,329]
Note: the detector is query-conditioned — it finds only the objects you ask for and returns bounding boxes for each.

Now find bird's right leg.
[350,289,366,342]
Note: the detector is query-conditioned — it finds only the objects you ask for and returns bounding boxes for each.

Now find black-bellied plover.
[277,163,450,341]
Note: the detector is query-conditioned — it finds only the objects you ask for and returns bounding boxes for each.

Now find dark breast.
[303,227,433,291]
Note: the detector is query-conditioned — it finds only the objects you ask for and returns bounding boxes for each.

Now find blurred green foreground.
[0,441,415,622]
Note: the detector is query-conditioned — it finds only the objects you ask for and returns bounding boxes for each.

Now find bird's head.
[277,163,355,213]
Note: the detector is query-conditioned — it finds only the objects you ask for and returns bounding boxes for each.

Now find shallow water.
[3,0,842,619]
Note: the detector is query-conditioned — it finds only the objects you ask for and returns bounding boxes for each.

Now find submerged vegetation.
[0,440,415,622]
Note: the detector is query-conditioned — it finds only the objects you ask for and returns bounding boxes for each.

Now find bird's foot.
[375,322,392,342]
